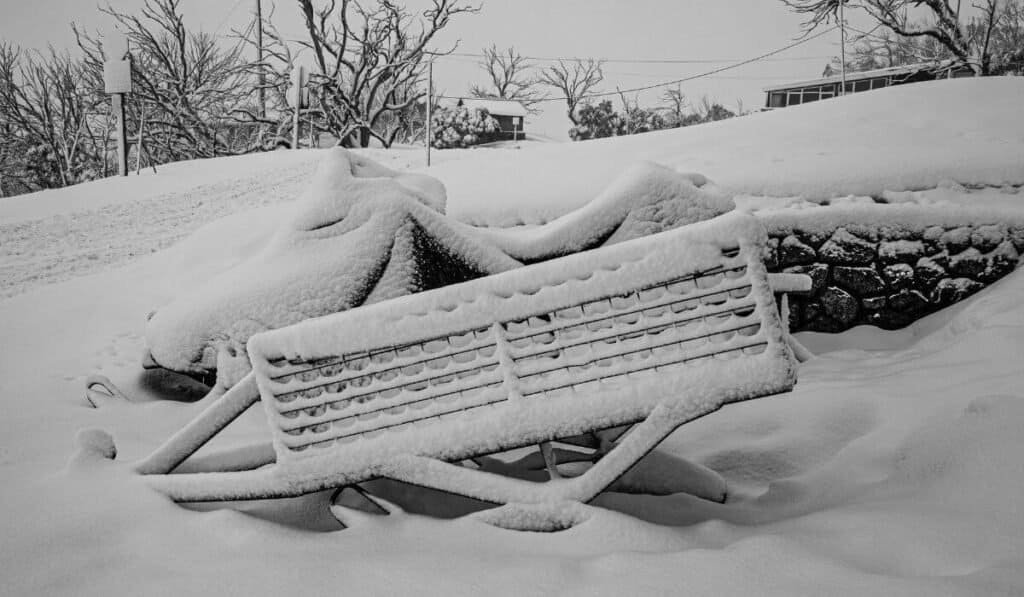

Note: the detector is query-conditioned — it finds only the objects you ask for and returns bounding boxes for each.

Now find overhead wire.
[437,25,840,102]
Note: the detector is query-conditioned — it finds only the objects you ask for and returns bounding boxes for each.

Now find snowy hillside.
[429,77,1024,225]
[1,77,1024,596]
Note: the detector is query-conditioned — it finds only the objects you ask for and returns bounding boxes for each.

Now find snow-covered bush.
[569,100,624,141]
[431,105,500,149]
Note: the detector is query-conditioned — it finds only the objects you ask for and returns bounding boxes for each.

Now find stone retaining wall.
[758,206,1024,332]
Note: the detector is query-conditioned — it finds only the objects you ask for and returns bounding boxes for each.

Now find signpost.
[289,65,309,150]
[103,35,132,176]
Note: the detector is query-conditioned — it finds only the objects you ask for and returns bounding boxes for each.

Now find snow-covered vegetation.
[1,77,1023,595]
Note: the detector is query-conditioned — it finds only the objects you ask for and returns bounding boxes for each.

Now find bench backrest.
[248,212,797,465]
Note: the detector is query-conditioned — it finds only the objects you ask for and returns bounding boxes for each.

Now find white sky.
[0,0,886,139]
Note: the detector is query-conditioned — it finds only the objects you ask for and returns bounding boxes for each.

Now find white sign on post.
[103,60,133,94]
[289,65,310,109]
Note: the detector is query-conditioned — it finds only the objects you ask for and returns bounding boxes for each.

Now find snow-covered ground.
[1,78,1024,595]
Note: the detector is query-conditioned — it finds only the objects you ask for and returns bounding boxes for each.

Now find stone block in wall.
[764,237,780,270]
[1010,227,1024,253]
[939,226,974,254]
[783,264,829,294]
[888,288,930,313]
[949,248,987,278]
[971,225,1007,253]
[862,296,886,310]
[979,241,1021,283]
[820,286,859,325]
[819,229,876,265]
[882,263,915,290]
[922,226,945,252]
[779,235,816,266]
[914,256,947,292]
[878,240,925,264]
[833,266,887,295]
[932,278,984,306]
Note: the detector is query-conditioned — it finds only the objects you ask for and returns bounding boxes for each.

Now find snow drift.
[144,149,733,387]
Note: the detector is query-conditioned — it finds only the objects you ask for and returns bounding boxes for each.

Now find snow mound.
[144,148,519,388]
[145,150,736,387]
[432,77,1024,226]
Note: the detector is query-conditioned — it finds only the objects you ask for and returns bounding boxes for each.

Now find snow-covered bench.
[121,212,800,528]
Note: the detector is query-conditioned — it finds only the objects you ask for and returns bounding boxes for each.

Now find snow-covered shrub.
[569,100,623,141]
[431,106,500,149]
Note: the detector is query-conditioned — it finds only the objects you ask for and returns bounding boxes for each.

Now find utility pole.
[425,60,433,167]
[839,0,847,96]
[255,0,265,119]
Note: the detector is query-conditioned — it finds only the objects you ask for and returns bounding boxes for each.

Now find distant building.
[763,61,972,109]
[458,98,528,140]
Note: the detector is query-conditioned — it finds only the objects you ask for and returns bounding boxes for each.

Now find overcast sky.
[1,0,883,139]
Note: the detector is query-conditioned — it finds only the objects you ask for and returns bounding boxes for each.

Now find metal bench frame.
[118,213,802,525]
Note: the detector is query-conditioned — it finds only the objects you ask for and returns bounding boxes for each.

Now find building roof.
[458,98,529,118]
[763,60,957,93]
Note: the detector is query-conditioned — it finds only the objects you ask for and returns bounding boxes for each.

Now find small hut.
[459,98,528,140]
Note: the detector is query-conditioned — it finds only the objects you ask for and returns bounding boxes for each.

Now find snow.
[429,77,1024,226]
[2,77,1024,594]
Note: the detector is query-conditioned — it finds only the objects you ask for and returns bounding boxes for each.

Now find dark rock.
[783,264,829,295]
[971,225,1006,253]
[878,240,925,264]
[932,278,984,305]
[764,237,780,270]
[1010,227,1024,253]
[979,240,1021,283]
[939,226,973,254]
[882,263,915,290]
[806,314,846,333]
[949,248,987,278]
[820,286,859,325]
[922,226,945,253]
[861,296,887,310]
[888,289,930,313]
[832,266,886,295]
[868,310,917,330]
[804,300,823,323]
[779,235,817,266]
[922,226,945,244]
[914,256,946,292]
[819,228,876,265]
[927,250,951,269]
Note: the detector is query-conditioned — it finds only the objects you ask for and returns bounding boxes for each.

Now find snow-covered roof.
[763,60,959,92]
[459,98,528,117]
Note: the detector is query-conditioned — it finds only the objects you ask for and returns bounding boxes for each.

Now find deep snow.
[1,77,1024,596]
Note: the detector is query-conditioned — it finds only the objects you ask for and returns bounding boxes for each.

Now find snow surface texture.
[428,77,1024,226]
[2,77,1024,594]
[4,212,1024,594]
[144,148,733,387]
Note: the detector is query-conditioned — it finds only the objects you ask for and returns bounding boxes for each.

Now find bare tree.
[0,43,106,192]
[780,0,1000,74]
[661,84,687,126]
[469,45,545,110]
[538,58,604,125]
[75,0,258,161]
[275,0,478,148]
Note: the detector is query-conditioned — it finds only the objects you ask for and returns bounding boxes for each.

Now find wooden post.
[113,93,128,176]
[255,0,265,119]
[426,60,433,167]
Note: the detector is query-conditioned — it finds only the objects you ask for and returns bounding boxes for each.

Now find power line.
[440,25,839,103]
[212,0,246,36]
[433,50,836,64]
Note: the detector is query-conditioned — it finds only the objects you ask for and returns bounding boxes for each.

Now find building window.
[788,91,803,105]
[769,92,786,108]
[871,78,888,89]
[802,88,821,103]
